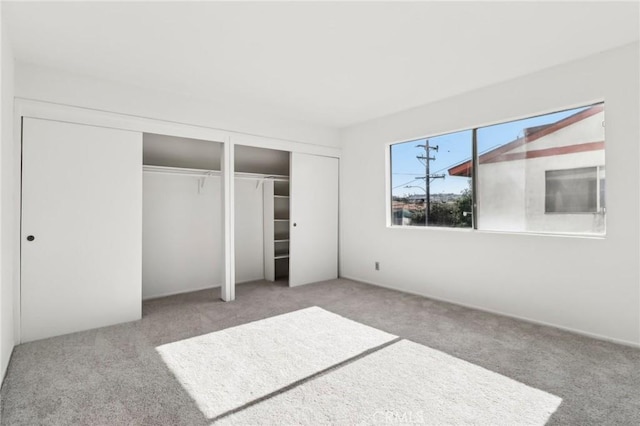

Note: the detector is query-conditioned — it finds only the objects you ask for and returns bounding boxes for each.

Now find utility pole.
[416,140,445,225]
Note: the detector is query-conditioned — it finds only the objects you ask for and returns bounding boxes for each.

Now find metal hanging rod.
[143,165,219,177]
[142,165,289,181]
[235,172,289,182]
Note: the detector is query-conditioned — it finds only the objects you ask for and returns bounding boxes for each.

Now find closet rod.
[236,172,289,182]
[142,165,289,181]
[143,165,219,177]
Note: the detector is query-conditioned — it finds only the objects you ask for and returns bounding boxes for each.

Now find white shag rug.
[218,339,562,425]
[156,307,397,419]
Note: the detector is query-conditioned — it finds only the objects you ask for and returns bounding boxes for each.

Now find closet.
[142,133,223,300]
[235,146,340,288]
[142,139,294,296]
[234,145,290,284]
[20,116,339,343]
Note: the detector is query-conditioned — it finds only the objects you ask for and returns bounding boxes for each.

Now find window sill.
[386,224,606,240]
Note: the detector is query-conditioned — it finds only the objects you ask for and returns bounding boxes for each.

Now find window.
[389,102,605,235]
[545,167,605,214]
[390,130,473,228]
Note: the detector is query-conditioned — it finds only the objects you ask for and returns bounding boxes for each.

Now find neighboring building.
[406,194,426,203]
[449,105,605,235]
[391,203,414,226]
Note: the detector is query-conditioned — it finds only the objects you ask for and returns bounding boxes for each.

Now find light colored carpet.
[4,280,637,425]
[156,306,397,420]
[219,339,563,425]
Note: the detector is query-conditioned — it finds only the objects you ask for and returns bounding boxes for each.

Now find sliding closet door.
[21,118,142,342]
[289,153,339,287]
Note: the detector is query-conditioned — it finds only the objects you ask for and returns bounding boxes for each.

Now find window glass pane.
[545,167,597,213]
[391,130,472,228]
[475,103,605,235]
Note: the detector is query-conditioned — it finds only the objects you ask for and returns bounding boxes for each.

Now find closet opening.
[142,133,223,300]
[234,145,290,286]
[142,135,293,301]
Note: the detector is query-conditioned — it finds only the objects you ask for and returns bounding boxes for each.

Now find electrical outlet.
[375,261,380,271]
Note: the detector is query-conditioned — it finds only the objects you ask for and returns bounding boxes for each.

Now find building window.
[545,167,605,214]
[389,102,605,235]
[390,130,473,228]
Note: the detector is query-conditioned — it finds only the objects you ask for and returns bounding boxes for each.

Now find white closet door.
[21,118,142,342]
[289,153,339,287]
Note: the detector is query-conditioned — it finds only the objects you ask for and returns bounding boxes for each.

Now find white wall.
[142,173,221,299]
[14,63,340,148]
[1,12,16,381]
[142,174,265,300]
[340,43,640,346]
[234,179,265,284]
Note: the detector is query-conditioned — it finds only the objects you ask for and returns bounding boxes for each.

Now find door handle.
[26,235,35,241]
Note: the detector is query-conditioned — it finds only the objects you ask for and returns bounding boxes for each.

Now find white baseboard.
[0,345,15,390]
[340,275,640,349]
[142,277,265,301]
[142,284,221,301]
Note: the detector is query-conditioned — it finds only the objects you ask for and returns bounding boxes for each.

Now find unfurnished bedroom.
[0,1,638,425]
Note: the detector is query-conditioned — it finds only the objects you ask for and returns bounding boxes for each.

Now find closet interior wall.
[142,133,225,300]
[234,145,291,285]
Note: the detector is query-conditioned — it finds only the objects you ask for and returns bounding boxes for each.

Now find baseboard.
[142,277,265,301]
[142,284,221,301]
[1,345,15,391]
[340,275,640,349]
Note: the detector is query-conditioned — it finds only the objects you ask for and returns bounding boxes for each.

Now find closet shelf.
[143,165,219,177]
[235,172,289,182]
[264,179,290,282]
[143,165,290,181]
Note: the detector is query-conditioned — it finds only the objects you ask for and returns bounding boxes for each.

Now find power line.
[412,143,502,177]
[395,145,495,192]
[392,178,420,189]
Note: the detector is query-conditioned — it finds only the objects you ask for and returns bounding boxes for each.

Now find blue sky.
[391,105,593,197]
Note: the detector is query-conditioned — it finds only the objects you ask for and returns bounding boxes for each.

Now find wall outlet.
[375,261,380,271]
